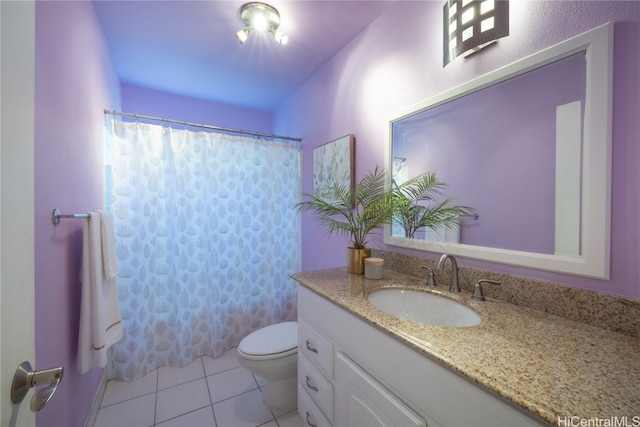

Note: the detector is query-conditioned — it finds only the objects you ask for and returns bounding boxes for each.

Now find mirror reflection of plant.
[295,166,394,249]
[392,172,476,239]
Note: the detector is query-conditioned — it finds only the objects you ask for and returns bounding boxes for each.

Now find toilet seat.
[238,321,298,361]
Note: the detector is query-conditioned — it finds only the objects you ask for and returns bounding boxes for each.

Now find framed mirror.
[384,22,612,279]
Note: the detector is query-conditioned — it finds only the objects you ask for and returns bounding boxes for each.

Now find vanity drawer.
[335,352,427,427]
[299,384,333,427]
[299,319,334,379]
[299,354,334,422]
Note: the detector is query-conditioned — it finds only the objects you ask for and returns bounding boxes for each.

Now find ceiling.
[93,1,395,111]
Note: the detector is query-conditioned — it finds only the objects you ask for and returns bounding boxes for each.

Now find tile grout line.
[209,382,261,406]
[251,372,282,427]
[154,404,213,426]
[200,356,220,427]
[153,366,159,426]
[155,357,213,426]
[269,408,281,427]
[98,389,158,410]
[157,374,209,392]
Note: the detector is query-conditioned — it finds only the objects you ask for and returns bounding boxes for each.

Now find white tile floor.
[94,348,303,427]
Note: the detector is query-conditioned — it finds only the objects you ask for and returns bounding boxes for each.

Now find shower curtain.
[104,119,300,381]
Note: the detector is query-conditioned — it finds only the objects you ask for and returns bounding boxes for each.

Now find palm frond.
[295,166,476,246]
[294,165,394,249]
[391,171,476,238]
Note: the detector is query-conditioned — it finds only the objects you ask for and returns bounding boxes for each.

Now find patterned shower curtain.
[104,119,300,381]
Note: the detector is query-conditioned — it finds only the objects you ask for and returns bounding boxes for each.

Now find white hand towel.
[97,210,118,279]
[78,211,124,374]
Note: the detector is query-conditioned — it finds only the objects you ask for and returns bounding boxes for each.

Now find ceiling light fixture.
[235,2,288,46]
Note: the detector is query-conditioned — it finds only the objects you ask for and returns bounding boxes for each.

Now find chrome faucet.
[436,253,461,292]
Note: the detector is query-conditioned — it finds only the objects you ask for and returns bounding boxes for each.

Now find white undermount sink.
[367,288,481,327]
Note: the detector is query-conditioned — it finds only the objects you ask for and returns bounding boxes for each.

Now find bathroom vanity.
[293,268,640,426]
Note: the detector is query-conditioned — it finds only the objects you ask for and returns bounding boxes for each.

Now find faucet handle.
[421,266,437,287]
[471,279,501,301]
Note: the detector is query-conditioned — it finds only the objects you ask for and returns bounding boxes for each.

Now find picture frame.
[313,134,355,203]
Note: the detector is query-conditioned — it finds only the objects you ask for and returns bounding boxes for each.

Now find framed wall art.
[313,134,355,203]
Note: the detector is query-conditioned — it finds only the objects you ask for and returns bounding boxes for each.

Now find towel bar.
[52,209,90,225]
[461,213,480,220]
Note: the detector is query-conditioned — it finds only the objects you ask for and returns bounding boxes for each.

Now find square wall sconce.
[443,0,509,66]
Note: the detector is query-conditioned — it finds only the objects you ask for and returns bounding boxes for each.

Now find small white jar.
[364,257,384,280]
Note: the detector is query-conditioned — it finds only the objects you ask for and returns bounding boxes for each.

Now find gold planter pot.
[347,247,371,275]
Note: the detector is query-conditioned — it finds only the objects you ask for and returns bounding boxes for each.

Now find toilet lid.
[238,321,298,356]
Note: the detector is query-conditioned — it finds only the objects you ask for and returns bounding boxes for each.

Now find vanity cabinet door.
[335,352,428,427]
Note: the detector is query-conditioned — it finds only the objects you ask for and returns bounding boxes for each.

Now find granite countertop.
[292,268,640,425]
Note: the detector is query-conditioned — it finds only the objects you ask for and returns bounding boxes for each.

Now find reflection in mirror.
[392,52,586,256]
[384,23,612,279]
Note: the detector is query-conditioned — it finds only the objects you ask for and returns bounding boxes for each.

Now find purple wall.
[120,84,274,134]
[35,2,120,426]
[275,1,640,299]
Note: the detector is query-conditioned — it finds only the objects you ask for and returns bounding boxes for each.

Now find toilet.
[237,321,298,410]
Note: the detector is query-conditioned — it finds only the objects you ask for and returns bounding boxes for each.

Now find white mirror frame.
[384,22,612,279]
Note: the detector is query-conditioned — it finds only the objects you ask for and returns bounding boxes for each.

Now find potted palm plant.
[392,172,476,239]
[295,166,394,274]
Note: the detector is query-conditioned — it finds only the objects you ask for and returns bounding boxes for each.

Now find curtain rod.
[104,109,302,143]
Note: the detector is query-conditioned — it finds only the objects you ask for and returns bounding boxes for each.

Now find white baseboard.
[84,371,107,427]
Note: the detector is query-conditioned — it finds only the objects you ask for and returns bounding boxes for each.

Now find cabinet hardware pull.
[305,340,319,353]
[305,411,318,427]
[305,375,319,392]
